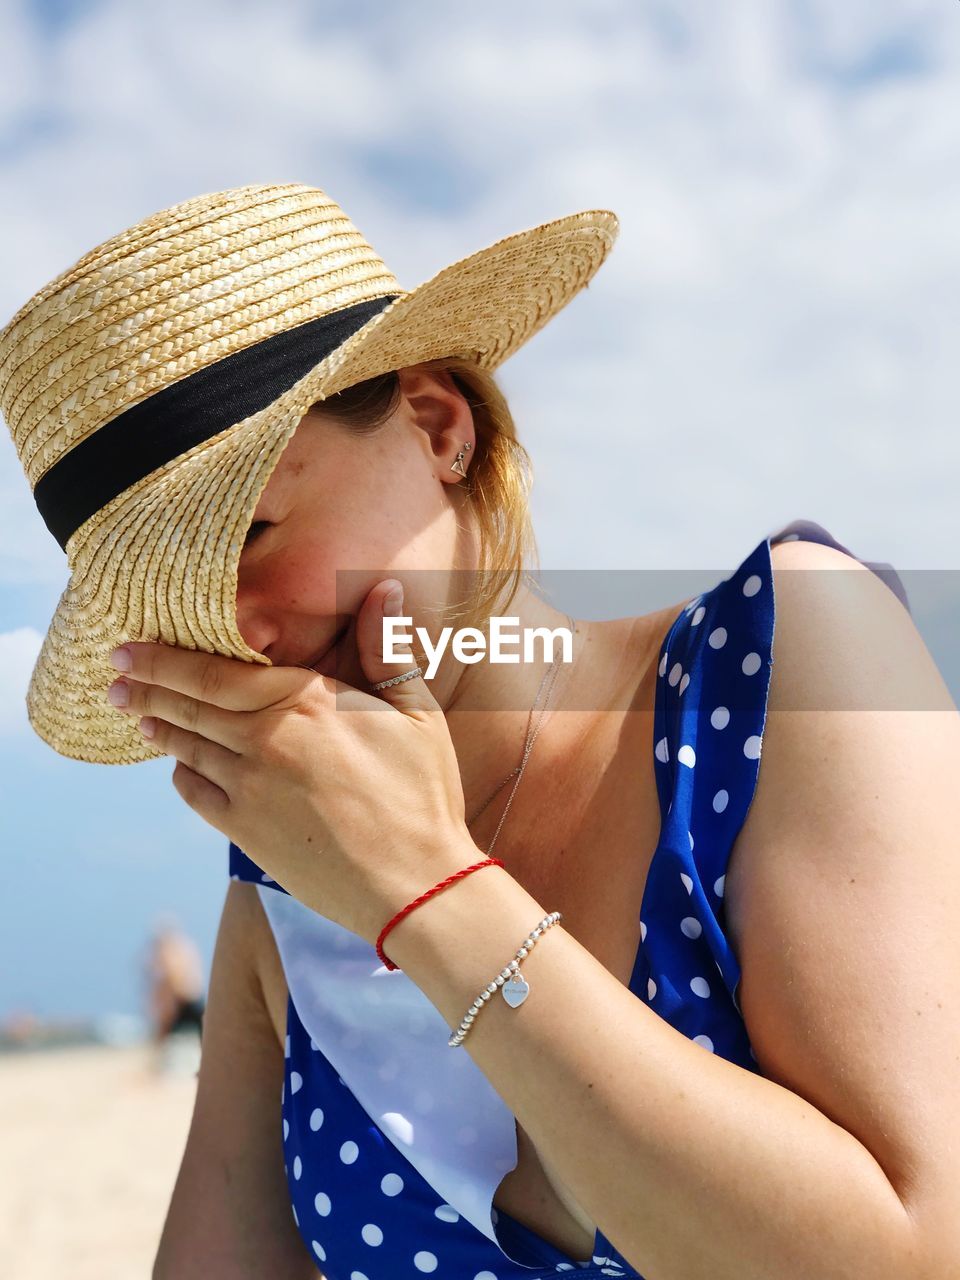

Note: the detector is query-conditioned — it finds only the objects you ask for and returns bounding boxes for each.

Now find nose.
[234,576,281,658]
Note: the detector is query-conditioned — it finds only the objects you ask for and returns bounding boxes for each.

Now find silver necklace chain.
[466,612,576,858]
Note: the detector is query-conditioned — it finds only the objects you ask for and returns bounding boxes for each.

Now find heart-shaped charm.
[502,975,530,1008]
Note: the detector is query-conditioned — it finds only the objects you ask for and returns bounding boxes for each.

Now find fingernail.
[138,717,156,738]
[107,680,129,707]
[383,585,404,616]
[110,646,132,671]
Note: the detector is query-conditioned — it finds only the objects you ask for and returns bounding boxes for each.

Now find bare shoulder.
[233,880,289,1048]
[727,534,952,960]
[154,879,318,1277]
[719,533,960,1235]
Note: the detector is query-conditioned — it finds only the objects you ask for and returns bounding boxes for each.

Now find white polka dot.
[290,1071,303,1095]
[381,1112,414,1144]
[474,1273,500,1280]
[741,651,761,676]
[434,1203,460,1222]
[283,1118,289,1141]
[691,606,705,626]
[229,872,239,881]
[284,1034,290,1058]
[710,705,730,730]
[414,1251,439,1272]
[780,532,800,541]
[350,1273,370,1280]
[312,1240,326,1261]
[361,1223,383,1246]
[639,920,647,942]
[647,977,657,1000]
[680,873,694,895]
[293,1155,302,1180]
[743,734,762,759]
[688,830,694,850]
[315,1192,332,1216]
[690,976,711,998]
[310,1038,319,1051]
[340,1140,359,1164]
[678,673,690,695]
[680,916,702,939]
[261,872,275,883]
[693,1034,715,1052]
[292,1204,299,1227]
[309,1108,324,1131]
[654,736,670,763]
[658,652,668,676]
[742,573,761,597]
[381,1172,404,1196]
[714,874,726,897]
[668,661,682,687]
[708,627,727,649]
[712,789,729,813]
[677,744,696,768]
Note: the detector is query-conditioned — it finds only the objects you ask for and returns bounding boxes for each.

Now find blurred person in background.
[144,914,205,1048]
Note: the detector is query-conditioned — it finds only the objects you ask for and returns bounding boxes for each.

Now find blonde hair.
[308,355,540,631]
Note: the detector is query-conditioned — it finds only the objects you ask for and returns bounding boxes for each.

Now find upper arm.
[725,539,960,1265]
[153,879,322,1279]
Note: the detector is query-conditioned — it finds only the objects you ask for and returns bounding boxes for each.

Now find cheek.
[272,543,337,605]
[239,539,337,612]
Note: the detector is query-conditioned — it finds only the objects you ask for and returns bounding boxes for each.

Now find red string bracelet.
[376,857,505,971]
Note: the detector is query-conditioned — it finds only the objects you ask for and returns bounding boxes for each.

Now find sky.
[1,0,959,1022]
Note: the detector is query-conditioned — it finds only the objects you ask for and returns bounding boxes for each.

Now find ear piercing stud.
[449,442,472,477]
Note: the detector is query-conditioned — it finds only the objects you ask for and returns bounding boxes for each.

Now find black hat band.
[33,293,401,551]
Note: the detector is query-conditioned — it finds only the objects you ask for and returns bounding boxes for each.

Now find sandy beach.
[0,1041,198,1280]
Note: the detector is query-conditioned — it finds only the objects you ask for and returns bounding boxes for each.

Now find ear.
[395,366,476,485]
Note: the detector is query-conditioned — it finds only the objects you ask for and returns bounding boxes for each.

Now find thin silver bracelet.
[448,911,563,1048]
[371,665,423,691]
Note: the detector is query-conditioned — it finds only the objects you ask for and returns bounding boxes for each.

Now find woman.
[2,184,957,1279]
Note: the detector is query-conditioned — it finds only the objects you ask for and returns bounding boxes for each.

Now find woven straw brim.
[26,209,618,764]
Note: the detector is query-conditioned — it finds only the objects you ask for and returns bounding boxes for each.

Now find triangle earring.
[449,441,472,477]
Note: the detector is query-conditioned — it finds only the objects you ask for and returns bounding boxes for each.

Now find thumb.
[358,580,436,713]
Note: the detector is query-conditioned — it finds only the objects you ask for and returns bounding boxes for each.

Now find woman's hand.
[105,580,479,946]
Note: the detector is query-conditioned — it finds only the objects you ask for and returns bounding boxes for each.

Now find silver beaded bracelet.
[448,911,563,1048]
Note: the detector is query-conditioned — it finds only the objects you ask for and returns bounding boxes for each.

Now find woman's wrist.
[377,850,553,1027]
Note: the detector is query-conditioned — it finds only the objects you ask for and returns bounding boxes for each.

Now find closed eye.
[243,521,272,547]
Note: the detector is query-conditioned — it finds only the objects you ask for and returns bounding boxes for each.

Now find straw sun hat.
[0,182,619,766]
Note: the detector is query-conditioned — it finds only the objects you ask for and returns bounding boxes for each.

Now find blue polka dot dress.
[228,519,910,1279]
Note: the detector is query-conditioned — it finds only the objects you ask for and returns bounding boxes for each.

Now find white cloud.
[0,626,42,734]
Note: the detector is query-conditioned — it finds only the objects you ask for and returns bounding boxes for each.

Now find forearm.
[385,854,929,1280]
